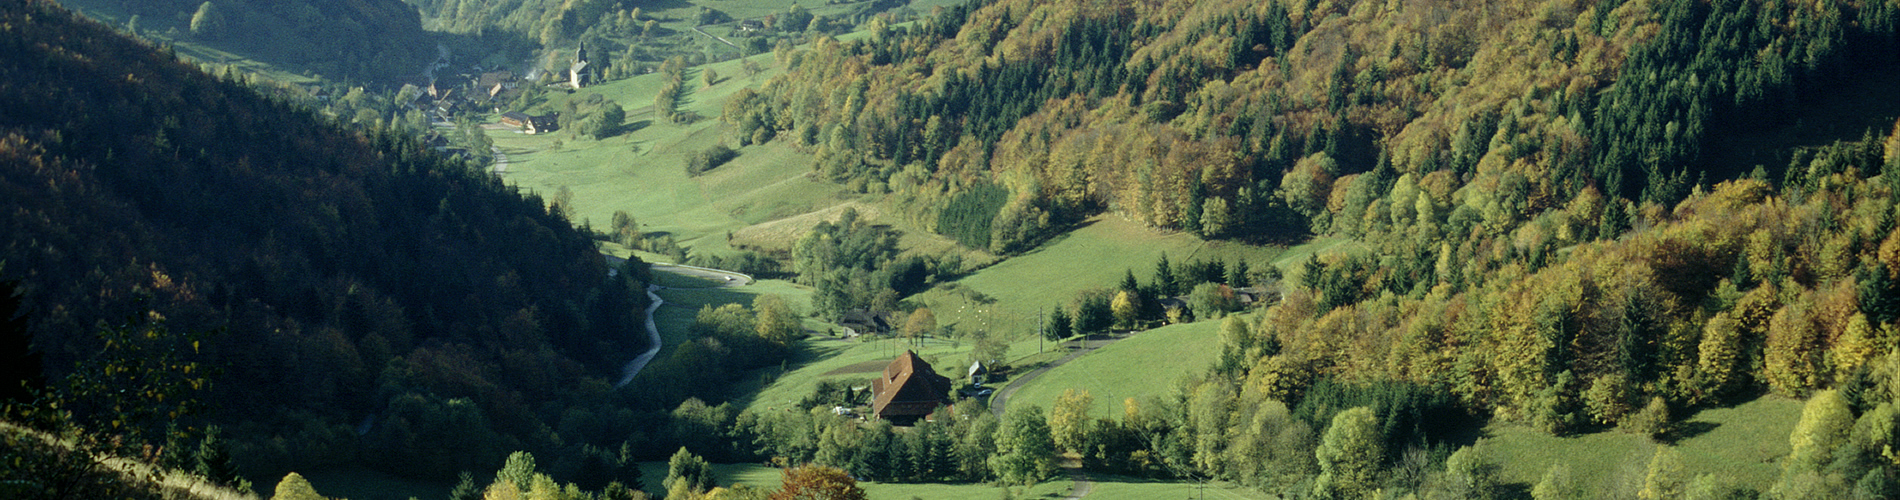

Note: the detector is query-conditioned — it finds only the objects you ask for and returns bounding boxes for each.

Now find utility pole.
[1038,306,1044,354]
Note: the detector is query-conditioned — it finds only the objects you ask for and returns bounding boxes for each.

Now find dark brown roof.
[870,351,951,421]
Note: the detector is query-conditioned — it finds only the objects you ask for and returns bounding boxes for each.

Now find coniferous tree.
[1046,306,1072,343]
[1154,253,1178,297]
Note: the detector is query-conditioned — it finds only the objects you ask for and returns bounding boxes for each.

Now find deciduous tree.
[1313,406,1382,499]
[1049,389,1095,454]
[989,406,1057,486]
[771,465,866,500]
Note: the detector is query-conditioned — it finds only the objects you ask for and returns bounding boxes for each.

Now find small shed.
[967,361,989,384]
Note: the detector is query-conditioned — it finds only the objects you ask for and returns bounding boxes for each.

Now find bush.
[686,144,740,176]
[1621,396,1672,440]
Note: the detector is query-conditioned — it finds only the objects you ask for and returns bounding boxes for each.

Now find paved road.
[605,257,751,388]
[987,333,1133,499]
[615,284,665,388]
[988,333,1128,418]
[491,146,508,175]
[651,263,754,286]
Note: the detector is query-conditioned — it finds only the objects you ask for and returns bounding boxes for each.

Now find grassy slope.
[913,216,1285,338]
[1485,396,1802,493]
[1083,477,1276,500]
[493,51,847,259]
[1005,320,1226,419]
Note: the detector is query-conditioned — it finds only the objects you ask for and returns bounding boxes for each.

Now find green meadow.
[911,216,1285,339]
[1485,396,1802,493]
[1004,320,1227,420]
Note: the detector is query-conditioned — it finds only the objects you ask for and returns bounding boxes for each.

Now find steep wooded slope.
[729,0,1899,251]
[71,0,437,81]
[0,0,647,480]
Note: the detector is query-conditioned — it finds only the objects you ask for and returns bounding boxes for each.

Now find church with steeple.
[568,42,592,90]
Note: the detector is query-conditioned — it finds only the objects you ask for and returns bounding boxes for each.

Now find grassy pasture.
[1004,320,1226,420]
[912,216,1284,339]
[1485,395,1802,494]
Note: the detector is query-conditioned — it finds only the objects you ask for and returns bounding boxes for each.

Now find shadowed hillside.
[0,0,651,482]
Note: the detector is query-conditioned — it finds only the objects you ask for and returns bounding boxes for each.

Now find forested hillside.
[696,0,1900,496]
[0,0,651,484]
[729,0,1899,251]
[71,0,437,81]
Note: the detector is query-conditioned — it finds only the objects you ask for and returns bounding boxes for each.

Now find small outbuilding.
[870,351,952,424]
[967,360,990,384]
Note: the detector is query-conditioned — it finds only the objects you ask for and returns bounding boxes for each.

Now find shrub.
[686,144,740,176]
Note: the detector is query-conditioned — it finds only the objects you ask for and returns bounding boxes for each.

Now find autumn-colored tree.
[1766,301,1827,396]
[1048,388,1095,454]
[755,294,803,346]
[1638,446,1686,500]
[1110,291,1139,330]
[1695,312,1746,400]
[1830,313,1881,382]
[1786,390,1854,474]
[272,472,325,500]
[905,308,936,344]
[770,465,866,500]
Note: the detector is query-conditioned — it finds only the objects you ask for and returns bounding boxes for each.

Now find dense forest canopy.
[697,0,1900,496]
[0,0,656,483]
[728,0,1900,251]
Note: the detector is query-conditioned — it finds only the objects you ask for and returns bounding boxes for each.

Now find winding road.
[987,333,1128,418]
[615,284,666,388]
[983,332,1134,500]
[607,258,753,389]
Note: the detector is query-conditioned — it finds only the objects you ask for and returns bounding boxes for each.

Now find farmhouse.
[838,309,892,337]
[870,351,952,424]
[499,112,559,134]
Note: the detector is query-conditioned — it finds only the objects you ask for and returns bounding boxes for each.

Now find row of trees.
[1043,253,1274,342]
